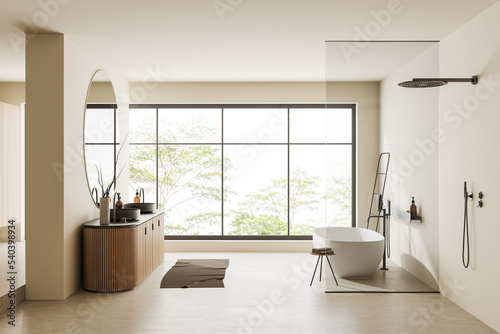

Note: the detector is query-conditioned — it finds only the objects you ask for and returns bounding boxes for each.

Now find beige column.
[25,34,65,300]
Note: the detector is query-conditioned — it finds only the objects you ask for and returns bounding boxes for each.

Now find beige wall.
[25,34,129,300]
[129,82,326,103]
[379,43,440,290]
[164,240,312,253]
[0,82,25,106]
[439,2,500,332]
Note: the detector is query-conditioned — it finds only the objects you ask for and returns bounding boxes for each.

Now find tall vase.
[100,197,110,225]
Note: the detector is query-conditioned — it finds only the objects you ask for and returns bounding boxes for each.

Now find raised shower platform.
[325,259,438,293]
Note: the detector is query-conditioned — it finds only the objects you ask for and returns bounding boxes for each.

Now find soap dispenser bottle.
[410,197,417,220]
[116,193,123,209]
[134,189,141,203]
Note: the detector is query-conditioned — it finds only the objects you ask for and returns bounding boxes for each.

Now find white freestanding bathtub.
[313,227,385,279]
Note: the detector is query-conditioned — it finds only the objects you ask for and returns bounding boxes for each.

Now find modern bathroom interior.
[1,1,500,333]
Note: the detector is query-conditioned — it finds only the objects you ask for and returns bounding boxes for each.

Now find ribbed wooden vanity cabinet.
[83,211,164,292]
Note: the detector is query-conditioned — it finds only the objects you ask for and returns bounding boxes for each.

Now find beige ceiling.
[0,0,498,82]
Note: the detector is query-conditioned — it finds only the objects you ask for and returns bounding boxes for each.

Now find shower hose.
[462,182,470,268]
[386,213,391,259]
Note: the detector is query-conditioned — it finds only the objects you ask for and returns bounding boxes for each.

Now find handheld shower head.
[398,76,478,88]
[464,182,473,200]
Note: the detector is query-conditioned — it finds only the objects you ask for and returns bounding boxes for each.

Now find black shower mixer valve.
[477,192,484,208]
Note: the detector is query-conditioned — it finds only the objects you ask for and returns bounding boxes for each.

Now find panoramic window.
[129,104,355,238]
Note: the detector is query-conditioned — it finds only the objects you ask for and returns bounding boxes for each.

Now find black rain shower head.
[398,75,478,88]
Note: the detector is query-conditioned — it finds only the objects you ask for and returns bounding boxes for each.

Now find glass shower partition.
[324,40,439,293]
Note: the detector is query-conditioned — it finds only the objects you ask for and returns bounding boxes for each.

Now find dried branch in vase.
[96,133,128,198]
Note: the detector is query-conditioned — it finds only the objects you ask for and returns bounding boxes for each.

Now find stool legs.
[325,255,339,286]
[310,255,338,286]
[310,255,321,286]
[319,256,323,282]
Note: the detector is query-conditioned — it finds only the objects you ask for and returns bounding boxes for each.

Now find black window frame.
[128,103,356,240]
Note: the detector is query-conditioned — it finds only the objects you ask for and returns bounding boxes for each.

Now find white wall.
[379,43,440,290]
[439,3,500,332]
[0,103,22,241]
[63,37,129,298]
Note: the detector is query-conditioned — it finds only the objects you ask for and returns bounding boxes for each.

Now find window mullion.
[156,108,159,210]
[221,108,224,236]
[287,108,290,236]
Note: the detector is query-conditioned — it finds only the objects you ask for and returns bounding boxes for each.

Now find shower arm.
[412,76,478,84]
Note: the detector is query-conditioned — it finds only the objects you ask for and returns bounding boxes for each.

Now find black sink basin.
[123,203,155,213]
[109,208,140,222]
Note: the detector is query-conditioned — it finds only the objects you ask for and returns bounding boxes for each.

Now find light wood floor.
[0,252,496,333]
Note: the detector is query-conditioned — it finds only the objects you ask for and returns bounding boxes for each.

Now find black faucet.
[112,192,119,223]
[139,188,145,203]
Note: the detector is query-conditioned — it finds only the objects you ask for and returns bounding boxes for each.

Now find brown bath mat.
[160,259,229,288]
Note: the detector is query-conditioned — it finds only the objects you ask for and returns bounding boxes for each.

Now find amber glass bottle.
[116,193,123,209]
[134,190,141,203]
[410,197,417,220]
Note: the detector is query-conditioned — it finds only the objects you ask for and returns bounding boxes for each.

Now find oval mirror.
[83,70,120,208]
